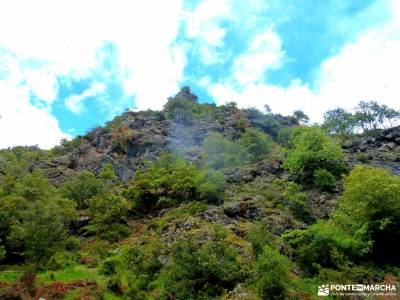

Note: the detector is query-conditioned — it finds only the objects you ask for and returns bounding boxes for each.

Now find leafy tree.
[283,126,345,184]
[284,221,364,275]
[322,108,355,137]
[254,245,292,299]
[160,236,246,299]
[195,169,227,204]
[87,195,129,241]
[99,163,118,184]
[292,110,309,124]
[201,133,244,169]
[332,166,400,265]
[240,128,273,163]
[61,171,106,209]
[271,179,309,221]
[313,169,336,191]
[8,199,74,275]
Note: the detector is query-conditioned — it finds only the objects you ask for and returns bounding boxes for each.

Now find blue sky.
[1,0,400,148]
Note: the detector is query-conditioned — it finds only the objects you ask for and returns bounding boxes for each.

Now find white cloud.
[65,82,107,114]
[184,0,232,64]
[233,29,284,85]
[207,0,400,123]
[0,0,187,147]
[0,82,70,149]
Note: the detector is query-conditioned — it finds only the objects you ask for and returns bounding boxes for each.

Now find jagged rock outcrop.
[343,126,400,175]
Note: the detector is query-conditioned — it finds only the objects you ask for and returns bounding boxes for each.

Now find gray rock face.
[343,126,400,175]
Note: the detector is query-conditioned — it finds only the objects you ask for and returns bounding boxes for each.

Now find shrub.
[283,126,345,184]
[271,179,310,221]
[61,171,106,209]
[254,245,292,299]
[240,128,273,163]
[284,222,365,275]
[126,154,227,211]
[313,169,336,191]
[332,166,400,265]
[247,222,276,257]
[195,169,227,203]
[87,195,129,241]
[160,238,246,299]
[201,133,244,169]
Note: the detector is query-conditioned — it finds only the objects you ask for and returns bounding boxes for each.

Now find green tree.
[283,126,345,184]
[87,195,129,241]
[201,133,244,169]
[332,166,400,265]
[8,199,74,275]
[322,108,355,137]
[240,128,273,163]
[293,110,309,124]
[160,237,245,299]
[195,169,227,203]
[254,245,292,299]
[61,171,106,209]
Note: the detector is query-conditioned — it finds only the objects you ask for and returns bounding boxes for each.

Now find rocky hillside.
[1,88,399,299]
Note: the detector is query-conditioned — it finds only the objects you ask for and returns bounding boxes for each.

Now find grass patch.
[0,270,22,283]
[37,264,105,285]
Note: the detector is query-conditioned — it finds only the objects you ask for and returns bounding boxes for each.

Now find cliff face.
[33,109,400,188]
[343,126,400,175]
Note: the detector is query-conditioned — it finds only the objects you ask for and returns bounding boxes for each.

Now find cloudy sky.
[1,0,399,148]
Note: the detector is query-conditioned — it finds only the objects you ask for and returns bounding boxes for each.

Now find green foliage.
[323,101,400,136]
[87,195,129,241]
[159,237,246,299]
[292,110,309,124]
[52,137,84,155]
[283,126,345,184]
[240,128,273,162]
[126,154,227,212]
[332,166,400,265]
[195,169,227,203]
[99,163,118,184]
[201,132,244,169]
[271,179,310,221]
[8,199,74,274]
[0,244,5,261]
[284,221,365,275]
[61,171,106,209]
[276,126,293,147]
[247,222,276,257]
[164,97,195,123]
[323,108,355,137]
[313,169,336,191]
[254,245,292,299]
[243,107,296,139]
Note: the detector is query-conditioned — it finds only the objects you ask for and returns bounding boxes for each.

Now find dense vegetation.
[1,88,399,299]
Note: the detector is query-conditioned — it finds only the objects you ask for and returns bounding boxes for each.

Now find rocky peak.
[171,86,198,104]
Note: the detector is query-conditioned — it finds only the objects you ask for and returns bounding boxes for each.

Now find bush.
[284,222,365,275]
[283,126,345,184]
[313,169,336,191]
[332,166,400,265]
[201,133,244,169]
[195,169,227,203]
[87,195,129,241]
[61,171,106,209]
[126,154,227,211]
[101,256,121,275]
[240,128,273,163]
[247,222,276,257]
[271,179,310,221]
[160,238,246,299]
[254,245,292,299]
